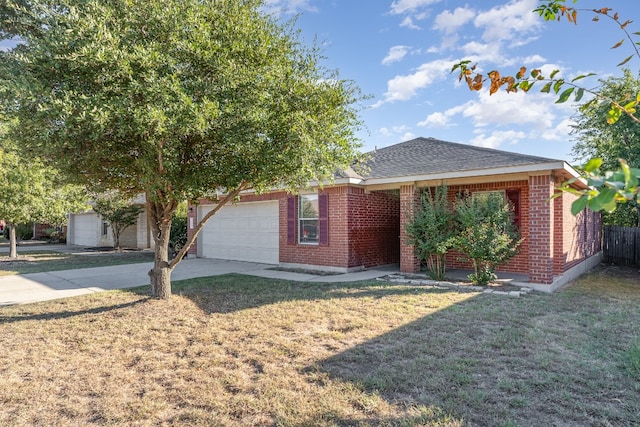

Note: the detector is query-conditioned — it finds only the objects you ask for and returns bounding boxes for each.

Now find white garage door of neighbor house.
[72,213,99,247]
[200,201,279,264]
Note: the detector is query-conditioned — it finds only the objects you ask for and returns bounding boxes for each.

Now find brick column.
[399,184,420,273]
[528,175,554,284]
[186,203,198,257]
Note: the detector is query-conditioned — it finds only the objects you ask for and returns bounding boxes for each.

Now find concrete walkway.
[0,257,394,306]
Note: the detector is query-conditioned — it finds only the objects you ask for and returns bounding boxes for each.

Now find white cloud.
[417,112,450,128]
[459,90,557,129]
[470,130,526,149]
[400,132,417,141]
[376,59,456,106]
[400,16,421,30]
[474,0,541,43]
[262,0,317,15]
[390,0,441,15]
[433,7,476,33]
[382,45,411,65]
[521,54,546,65]
[460,41,502,60]
[379,127,392,137]
[540,118,575,141]
[378,125,411,137]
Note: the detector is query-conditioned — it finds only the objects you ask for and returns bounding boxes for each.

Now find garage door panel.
[200,201,279,264]
[71,214,99,247]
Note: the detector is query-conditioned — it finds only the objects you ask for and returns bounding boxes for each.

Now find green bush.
[405,184,456,280]
[454,192,522,286]
[170,214,188,252]
[14,223,34,241]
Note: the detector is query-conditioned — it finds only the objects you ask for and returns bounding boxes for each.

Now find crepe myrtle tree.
[404,183,456,281]
[0,0,364,298]
[452,1,640,215]
[92,192,144,251]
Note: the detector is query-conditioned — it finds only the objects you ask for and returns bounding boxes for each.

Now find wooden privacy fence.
[603,226,640,266]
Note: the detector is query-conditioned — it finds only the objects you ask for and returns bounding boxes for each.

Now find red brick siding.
[279,186,351,268]
[528,175,555,283]
[33,223,67,240]
[445,180,530,274]
[554,190,603,273]
[399,184,421,273]
[347,189,400,268]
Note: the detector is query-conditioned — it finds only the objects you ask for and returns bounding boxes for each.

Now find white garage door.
[71,213,99,247]
[200,201,279,264]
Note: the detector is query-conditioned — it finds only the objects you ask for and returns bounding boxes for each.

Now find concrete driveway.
[0,257,393,306]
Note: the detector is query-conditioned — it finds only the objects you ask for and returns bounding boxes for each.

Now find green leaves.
[1,0,363,201]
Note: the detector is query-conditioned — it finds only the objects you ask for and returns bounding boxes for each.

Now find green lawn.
[0,264,638,426]
[0,250,154,276]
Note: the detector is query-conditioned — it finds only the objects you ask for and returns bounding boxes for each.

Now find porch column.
[399,183,420,273]
[528,175,555,284]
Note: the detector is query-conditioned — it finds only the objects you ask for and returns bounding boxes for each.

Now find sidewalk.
[0,258,394,306]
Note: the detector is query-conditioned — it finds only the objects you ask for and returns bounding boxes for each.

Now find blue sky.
[267,0,640,163]
[3,0,638,163]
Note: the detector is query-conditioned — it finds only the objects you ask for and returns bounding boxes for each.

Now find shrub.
[455,191,521,286]
[405,184,456,280]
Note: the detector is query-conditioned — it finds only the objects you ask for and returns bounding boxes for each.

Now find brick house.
[187,137,602,292]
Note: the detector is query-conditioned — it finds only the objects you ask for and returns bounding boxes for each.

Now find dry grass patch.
[0,266,639,426]
[0,251,154,276]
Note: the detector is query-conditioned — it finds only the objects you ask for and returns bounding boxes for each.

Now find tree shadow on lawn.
[311,290,640,427]
[0,297,150,324]
[171,273,460,314]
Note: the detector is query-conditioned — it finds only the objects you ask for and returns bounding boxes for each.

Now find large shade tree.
[571,70,640,225]
[0,0,363,298]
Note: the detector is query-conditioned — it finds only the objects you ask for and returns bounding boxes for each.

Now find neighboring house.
[67,196,153,250]
[187,137,600,291]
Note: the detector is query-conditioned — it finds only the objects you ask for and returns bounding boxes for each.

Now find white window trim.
[298,194,319,245]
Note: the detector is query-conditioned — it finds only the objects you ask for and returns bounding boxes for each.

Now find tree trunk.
[8,224,17,259]
[148,215,174,298]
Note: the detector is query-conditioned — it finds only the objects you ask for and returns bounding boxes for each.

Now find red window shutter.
[506,189,521,229]
[287,196,296,245]
[319,194,329,246]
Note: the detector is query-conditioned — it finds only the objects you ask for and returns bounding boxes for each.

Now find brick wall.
[279,186,400,269]
[445,180,530,274]
[399,184,420,273]
[279,186,351,268]
[528,175,555,283]
[554,190,603,274]
[347,189,400,268]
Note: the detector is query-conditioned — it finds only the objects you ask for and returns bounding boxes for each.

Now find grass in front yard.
[0,265,638,426]
[0,251,154,276]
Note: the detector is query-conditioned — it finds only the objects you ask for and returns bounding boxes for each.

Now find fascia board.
[361,162,569,186]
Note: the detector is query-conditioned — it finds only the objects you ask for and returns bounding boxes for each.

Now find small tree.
[92,193,143,251]
[0,124,87,258]
[404,184,456,280]
[455,192,521,286]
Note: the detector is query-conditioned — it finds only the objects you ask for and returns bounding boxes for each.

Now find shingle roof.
[362,137,561,180]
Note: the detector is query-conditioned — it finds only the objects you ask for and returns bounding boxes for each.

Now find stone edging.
[377,274,535,297]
